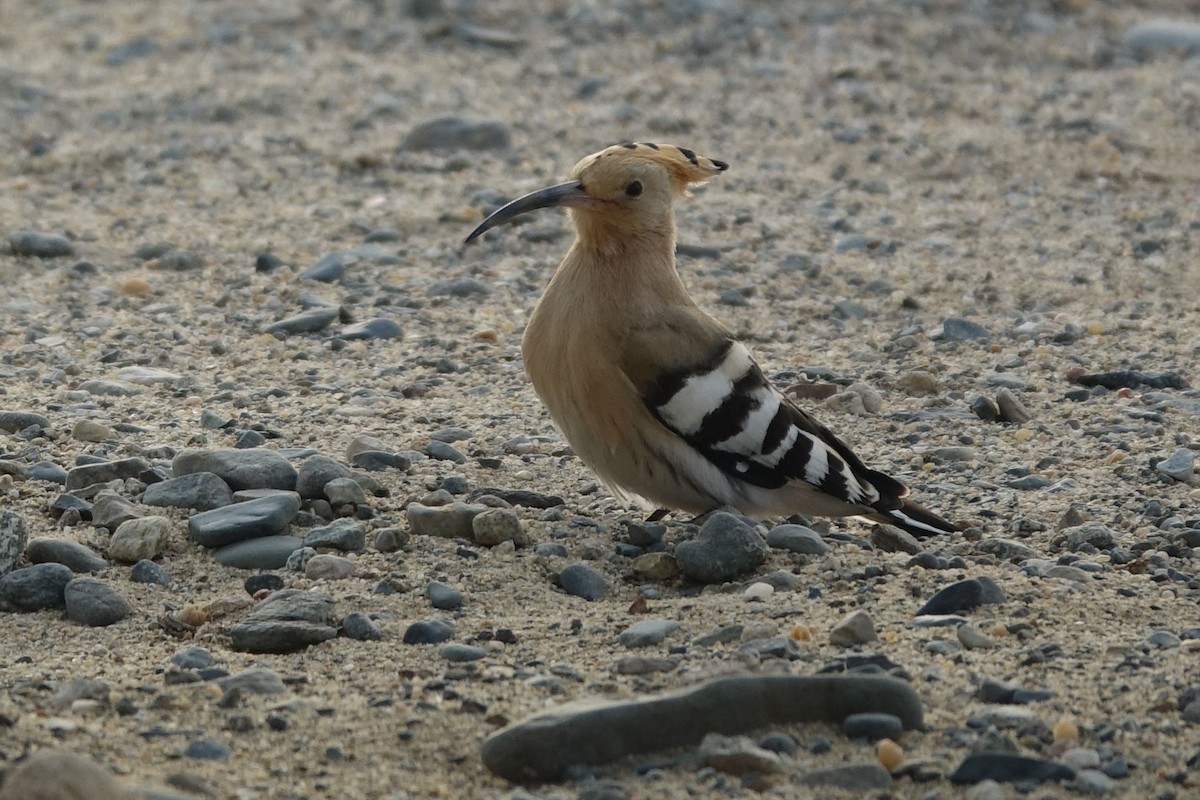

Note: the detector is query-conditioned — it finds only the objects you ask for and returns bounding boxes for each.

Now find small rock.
[26,538,107,573]
[557,563,610,601]
[0,563,74,610]
[66,458,150,491]
[173,449,297,491]
[916,577,1006,615]
[407,501,485,538]
[1057,522,1118,552]
[90,491,143,530]
[217,668,286,696]
[675,512,768,583]
[871,525,922,555]
[183,739,230,761]
[618,619,679,648]
[699,733,783,775]
[402,116,511,151]
[744,581,774,601]
[766,524,830,555]
[1,510,31,575]
[373,528,409,552]
[109,516,172,563]
[64,577,131,626]
[131,559,172,585]
[263,306,340,335]
[442,643,488,662]
[842,712,903,741]
[829,611,878,646]
[0,749,124,800]
[797,763,893,790]
[1156,448,1195,482]
[143,472,233,511]
[896,370,938,396]
[303,519,366,552]
[933,317,989,342]
[9,230,73,257]
[305,554,356,580]
[294,455,353,499]
[427,581,463,610]
[71,420,113,442]
[1074,768,1116,796]
[632,552,679,581]
[285,547,315,572]
[341,317,403,340]
[403,618,454,644]
[995,388,1031,424]
[971,396,1001,422]
[957,623,997,650]
[1124,20,1200,56]
[213,536,304,569]
[949,753,1076,785]
[301,253,347,282]
[188,494,301,548]
[228,589,337,653]
[426,440,467,462]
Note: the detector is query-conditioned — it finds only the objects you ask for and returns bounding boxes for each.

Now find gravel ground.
[2,1,1199,798]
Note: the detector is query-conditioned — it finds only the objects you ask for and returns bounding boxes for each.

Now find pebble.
[1057,522,1118,551]
[427,276,489,297]
[131,559,172,585]
[0,410,51,433]
[263,306,340,335]
[183,739,230,761]
[896,370,939,395]
[172,646,213,669]
[25,461,68,483]
[71,419,113,442]
[949,753,1075,784]
[91,491,143,530]
[933,317,989,341]
[916,577,1006,615]
[373,528,409,552]
[173,449,297,491]
[341,317,403,340]
[842,712,903,741]
[480,673,922,782]
[0,749,124,800]
[743,581,774,601]
[213,536,303,569]
[633,552,679,581]
[64,577,131,626]
[871,525,922,554]
[217,668,286,696]
[0,563,74,610]
[557,563,610,601]
[797,763,893,790]
[407,501,485,538]
[244,574,284,595]
[964,780,1006,800]
[1156,448,1195,482]
[25,537,107,574]
[829,610,878,646]
[1074,768,1116,795]
[350,450,411,472]
[618,619,679,648]
[1007,475,1051,490]
[675,512,768,583]
[402,116,511,151]
[426,581,463,610]
[1053,719,1080,740]
[698,733,783,775]
[765,523,830,555]
[115,366,183,386]
[0,510,30,577]
[9,229,74,257]
[143,472,233,511]
[1061,747,1101,770]
[471,507,526,546]
[426,440,467,463]
[403,618,455,644]
[442,643,488,662]
[977,537,1038,561]
[995,388,1031,424]
[759,732,798,755]
[300,252,346,281]
[109,516,172,562]
[305,554,356,580]
[285,546,315,572]
[187,493,301,548]
[66,457,150,490]
[340,611,381,641]
[971,395,1001,422]
[957,623,997,650]
[303,519,366,551]
[294,455,353,499]
[877,738,904,770]
[1123,20,1200,55]
[228,589,337,653]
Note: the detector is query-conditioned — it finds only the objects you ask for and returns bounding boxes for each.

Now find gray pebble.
[765,523,829,555]
[228,589,337,653]
[302,252,347,282]
[64,577,131,626]
[427,580,463,610]
[1007,475,1051,491]
[9,230,73,257]
[340,611,381,641]
[1074,768,1115,796]
[131,559,172,585]
[174,449,297,491]
[304,519,366,551]
[1156,448,1195,482]
[26,538,107,573]
[933,317,989,342]
[109,516,172,563]
[213,536,303,570]
[618,619,680,648]
[171,646,213,669]
[949,753,1075,784]
[188,494,301,548]
[842,712,903,741]
[183,739,230,761]
[0,410,51,433]
[340,318,403,340]
[977,538,1038,561]
[759,732,798,755]
[407,502,485,538]
[0,750,124,799]
[216,668,286,696]
[403,116,510,151]
[1,510,31,575]
[442,643,488,662]
[1057,522,1118,551]
[350,450,411,472]
[304,554,355,580]
[403,618,454,644]
[264,306,340,335]
[871,524,922,554]
[234,430,267,449]
[0,563,74,610]
[699,732,782,775]
[1124,20,1200,55]
[995,388,1031,424]
[1143,630,1181,649]
[66,457,150,491]
[480,673,922,782]
[675,512,768,584]
[285,546,316,572]
[373,528,409,552]
[829,610,877,646]
[143,472,233,511]
[797,763,893,790]
[557,563,610,601]
[426,441,467,463]
[427,276,489,297]
[472,507,525,546]
[324,477,367,508]
[91,491,143,530]
[25,461,68,483]
[295,455,353,499]
[917,577,1006,615]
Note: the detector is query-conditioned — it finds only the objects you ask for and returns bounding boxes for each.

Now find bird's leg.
[681,506,728,526]
[644,508,671,523]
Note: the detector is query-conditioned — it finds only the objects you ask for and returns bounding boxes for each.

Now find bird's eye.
[625,180,643,198]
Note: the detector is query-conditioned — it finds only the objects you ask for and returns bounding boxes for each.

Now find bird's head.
[465,142,727,245]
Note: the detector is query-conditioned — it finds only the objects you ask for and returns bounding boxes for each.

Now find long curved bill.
[463,180,594,244]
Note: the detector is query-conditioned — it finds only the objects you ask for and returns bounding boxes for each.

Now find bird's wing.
[620,308,906,511]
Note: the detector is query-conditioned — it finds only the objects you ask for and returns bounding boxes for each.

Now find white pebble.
[743,582,774,602]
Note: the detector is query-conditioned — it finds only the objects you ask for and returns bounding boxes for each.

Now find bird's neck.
[553,222,693,309]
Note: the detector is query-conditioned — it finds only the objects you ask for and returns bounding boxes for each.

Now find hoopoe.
[465,142,957,538]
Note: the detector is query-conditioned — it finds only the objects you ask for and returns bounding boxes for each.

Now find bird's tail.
[867,498,960,539]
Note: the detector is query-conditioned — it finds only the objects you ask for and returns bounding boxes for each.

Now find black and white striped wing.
[643,339,902,509]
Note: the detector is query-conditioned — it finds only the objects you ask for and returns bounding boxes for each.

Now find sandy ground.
[1,0,1199,798]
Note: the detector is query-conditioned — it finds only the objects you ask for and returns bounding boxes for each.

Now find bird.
[464,142,957,538]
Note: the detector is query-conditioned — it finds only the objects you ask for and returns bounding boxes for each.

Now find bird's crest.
[573,142,728,195]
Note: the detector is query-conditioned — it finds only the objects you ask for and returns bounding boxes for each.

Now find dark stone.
[916,577,1006,615]
[188,495,301,548]
[949,753,1076,784]
[340,611,381,641]
[213,536,304,569]
[0,563,74,610]
[244,574,285,595]
[130,559,172,585]
[557,563,610,601]
[143,472,233,511]
[841,712,903,741]
[25,538,107,573]
[675,513,768,584]
[228,589,337,653]
[65,457,150,490]
[402,116,511,151]
[403,619,454,644]
[64,577,131,626]
[9,230,73,257]
[172,449,297,491]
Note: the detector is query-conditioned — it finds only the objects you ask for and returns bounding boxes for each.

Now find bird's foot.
[643,508,671,523]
